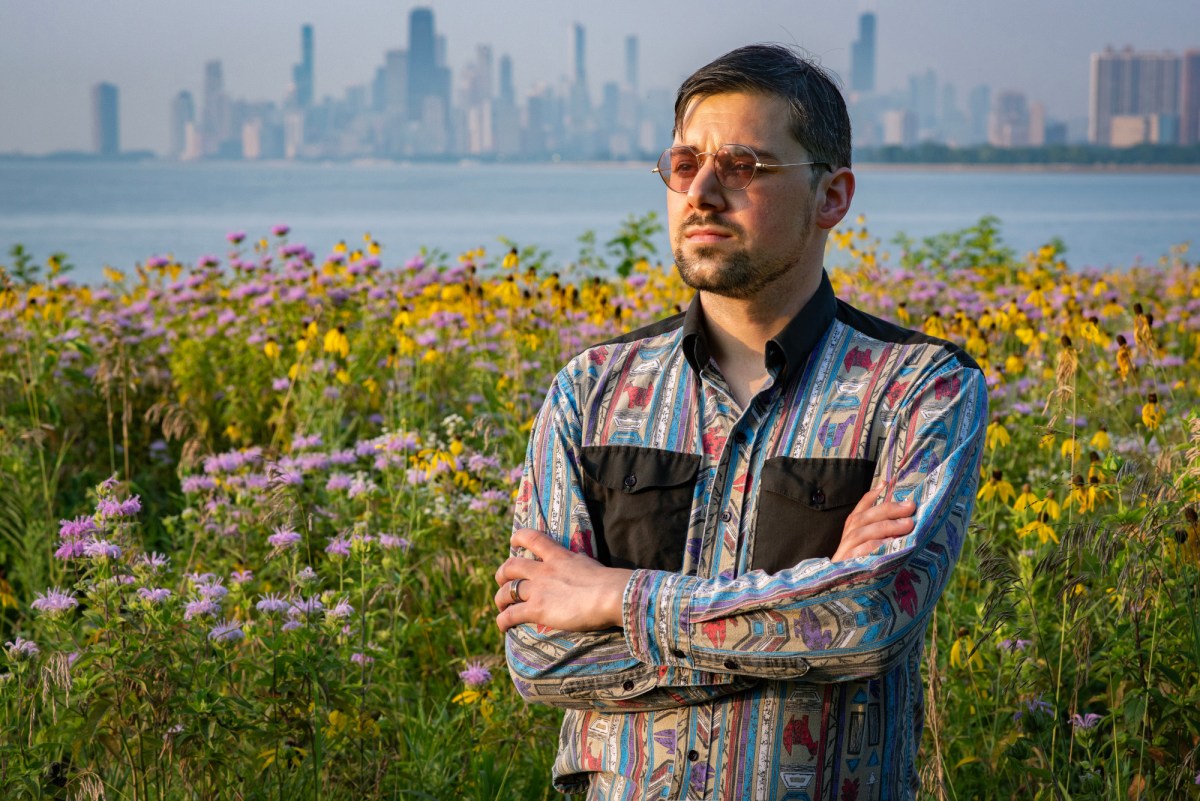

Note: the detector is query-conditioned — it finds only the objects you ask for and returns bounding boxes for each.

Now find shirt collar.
[681,270,837,381]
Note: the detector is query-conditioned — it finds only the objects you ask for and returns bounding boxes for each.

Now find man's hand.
[832,485,916,562]
[494,528,634,634]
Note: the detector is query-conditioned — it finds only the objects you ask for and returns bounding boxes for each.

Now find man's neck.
[699,267,823,410]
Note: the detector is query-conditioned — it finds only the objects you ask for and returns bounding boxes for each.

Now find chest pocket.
[752,457,876,573]
[580,445,700,572]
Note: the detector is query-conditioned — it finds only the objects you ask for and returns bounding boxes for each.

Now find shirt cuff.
[622,568,698,666]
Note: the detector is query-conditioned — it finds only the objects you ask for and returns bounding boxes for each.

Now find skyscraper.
[92,82,119,156]
[625,35,639,93]
[567,22,592,138]
[406,7,438,120]
[169,90,195,159]
[1089,47,1181,145]
[292,24,314,109]
[202,60,229,156]
[850,13,876,94]
[1181,50,1200,146]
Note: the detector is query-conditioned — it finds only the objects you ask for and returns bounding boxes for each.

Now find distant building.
[1089,47,1180,145]
[1181,49,1200,145]
[881,109,917,147]
[406,7,451,152]
[850,13,876,94]
[169,90,195,159]
[968,85,992,144]
[92,82,120,156]
[625,36,639,94]
[989,91,1031,147]
[292,24,315,109]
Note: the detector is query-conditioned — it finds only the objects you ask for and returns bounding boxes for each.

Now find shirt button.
[723,659,738,670]
[623,474,637,489]
[720,510,732,523]
[671,648,687,659]
[734,432,747,444]
[687,750,700,762]
[622,679,635,691]
[811,488,826,506]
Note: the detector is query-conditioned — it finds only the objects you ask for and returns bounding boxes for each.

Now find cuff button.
[723,659,738,670]
[671,648,686,659]
[622,679,635,691]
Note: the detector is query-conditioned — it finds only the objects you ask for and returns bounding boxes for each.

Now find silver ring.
[508,579,524,604]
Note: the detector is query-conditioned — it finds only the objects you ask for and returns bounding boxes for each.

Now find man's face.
[668,91,822,300]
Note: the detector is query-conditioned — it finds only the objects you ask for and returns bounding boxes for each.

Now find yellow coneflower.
[1087,451,1106,482]
[1031,492,1061,521]
[986,419,1011,450]
[1018,512,1059,545]
[1090,424,1111,451]
[324,326,350,359]
[1133,303,1159,358]
[950,627,983,669]
[263,339,281,360]
[923,311,946,338]
[502,247,519,269]
[1141,393,1164,430]
[1061,437,1081,462]
[1004,353,1025,375]
[1115,335,1134,381]
[978,470,1017,505]
[1063,474,1091,513]
[1087,475,1112,508]
[1013,483,1039,513]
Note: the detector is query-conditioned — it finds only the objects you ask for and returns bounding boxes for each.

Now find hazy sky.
[1,0,1197,154]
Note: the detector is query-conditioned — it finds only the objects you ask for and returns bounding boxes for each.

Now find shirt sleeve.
[504,360,756,710]
[621,353,988,683]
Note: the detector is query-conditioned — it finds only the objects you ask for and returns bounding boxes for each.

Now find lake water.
[2,161,1197,284]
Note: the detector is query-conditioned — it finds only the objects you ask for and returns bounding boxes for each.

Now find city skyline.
[2,0,1198,155]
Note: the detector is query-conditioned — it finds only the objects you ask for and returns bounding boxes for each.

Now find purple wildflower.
[1071,713,1102,730]
[184,598,220,621]
[281,619,304,632]
[325,599,354,623]
[325,537,352,558]
[267,527,303,551]
[999,638,1032,653]
[272,377,291,392]
[230,569,253,585]
[459,660,492,687]
[325,473,353,492]
[58,516,97,540]
[5,637,39,660]
[288,596,324,620]
[135,552,170,573]
[208,620,245,644]
[296,566,319,586]
[347,476,377,499]
[272,224,290,237]
[30,587,78,617]
[256,594,290,615]
[291,433,323,451]
[378,534,411,551]
[351,652,375,665]
[181,475,218,494]
[137,587,172,605]
[227,231,246,245]
[83,540,122,560]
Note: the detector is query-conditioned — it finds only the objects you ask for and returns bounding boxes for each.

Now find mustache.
[679,214,744,236]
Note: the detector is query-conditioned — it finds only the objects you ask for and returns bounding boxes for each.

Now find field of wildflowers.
[0,215,1197,800]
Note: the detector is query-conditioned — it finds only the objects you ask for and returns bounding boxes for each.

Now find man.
[494,44,986,800]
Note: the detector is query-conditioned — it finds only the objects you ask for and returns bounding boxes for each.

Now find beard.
[672,214,807,300]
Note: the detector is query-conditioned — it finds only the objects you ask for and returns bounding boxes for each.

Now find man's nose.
[685,156,727,210]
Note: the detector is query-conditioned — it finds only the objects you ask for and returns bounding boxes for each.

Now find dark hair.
[674,44,852,171]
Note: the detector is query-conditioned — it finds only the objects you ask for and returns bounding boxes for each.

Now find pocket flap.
[581,445,699,494]
[760,457,876,510]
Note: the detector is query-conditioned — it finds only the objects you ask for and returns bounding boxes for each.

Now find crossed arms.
[495,353,987,711]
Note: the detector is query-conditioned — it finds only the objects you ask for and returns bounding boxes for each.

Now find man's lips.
[683,226,735,243]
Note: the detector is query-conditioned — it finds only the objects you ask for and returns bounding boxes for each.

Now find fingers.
[510,528,565,560]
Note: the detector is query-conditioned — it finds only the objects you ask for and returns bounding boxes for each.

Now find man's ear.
[815,167,855,230]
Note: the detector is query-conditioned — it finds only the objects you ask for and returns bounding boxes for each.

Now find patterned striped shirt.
[507,271,987,800]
